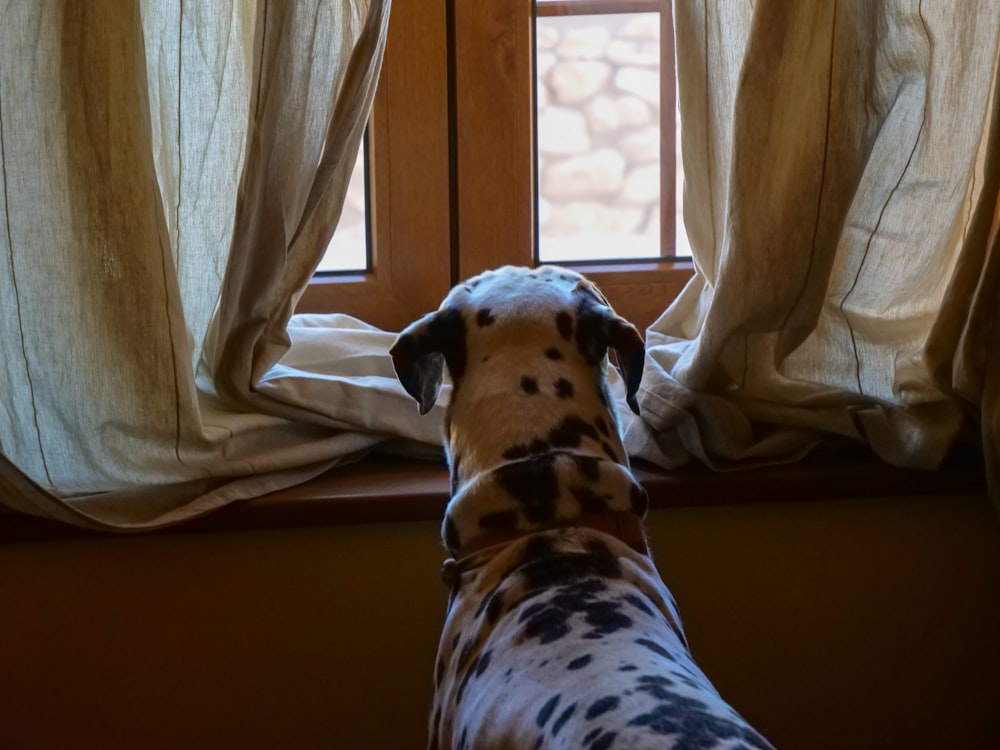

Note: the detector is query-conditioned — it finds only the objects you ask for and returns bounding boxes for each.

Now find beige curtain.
[626,1,1000,495]
[0,0,439,530]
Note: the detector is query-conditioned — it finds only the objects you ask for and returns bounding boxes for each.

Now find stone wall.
[536,12,673,262]
[321,11,682,272]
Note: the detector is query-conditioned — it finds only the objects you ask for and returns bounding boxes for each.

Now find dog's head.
[391,264,643,453]
[391,265,643,411]
[391,265,647,551]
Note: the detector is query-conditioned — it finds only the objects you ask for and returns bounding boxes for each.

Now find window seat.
[0,448,985,543]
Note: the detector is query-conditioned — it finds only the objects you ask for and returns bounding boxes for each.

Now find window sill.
[0,449,985,544]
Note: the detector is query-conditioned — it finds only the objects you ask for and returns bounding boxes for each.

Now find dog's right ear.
[390,308,467,415]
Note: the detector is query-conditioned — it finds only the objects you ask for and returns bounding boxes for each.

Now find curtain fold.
[4,0,999,531]
[626,0,1000,496]
[0,0,436,531]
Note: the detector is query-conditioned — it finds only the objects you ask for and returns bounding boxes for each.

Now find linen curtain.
[626,1,1000,499]
[0,0,440,530]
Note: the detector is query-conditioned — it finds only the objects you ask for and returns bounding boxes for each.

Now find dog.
[391,266,774,750]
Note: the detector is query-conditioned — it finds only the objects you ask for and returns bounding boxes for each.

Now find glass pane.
[316,141,368,273]
[535,10,688,263]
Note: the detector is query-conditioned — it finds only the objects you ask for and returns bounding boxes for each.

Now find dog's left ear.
[574,280,645,415]
[390,308,467,415]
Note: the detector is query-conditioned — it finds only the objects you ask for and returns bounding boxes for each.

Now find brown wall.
[1,491,998,750]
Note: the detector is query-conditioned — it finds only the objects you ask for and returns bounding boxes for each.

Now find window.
[315,141,369,274]
[299,0,693,332]
[295,0,452,333]
[535,2,689,265]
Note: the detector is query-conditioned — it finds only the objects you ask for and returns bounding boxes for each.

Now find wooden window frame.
[455,0,694,331]
[536,0,679,263]
[295,0,452,333]
[298,0,693,333]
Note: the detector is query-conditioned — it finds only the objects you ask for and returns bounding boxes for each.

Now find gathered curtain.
[0,0,443,530]
[625,0,1000,505]
[3,0,999,532]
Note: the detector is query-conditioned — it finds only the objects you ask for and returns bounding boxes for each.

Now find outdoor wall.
[535,12,668,262]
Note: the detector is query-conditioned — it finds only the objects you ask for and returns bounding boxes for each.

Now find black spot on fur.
[572,454,601,482]
[583,728,603,744]
[519,546,621,591]
[634,675,677,699]
[521,375,539,394]
[495,455,559,523]
[456,639,476,674]
[571,486,608,514]
[430,307,467,385]
[545,347,563,360]
[574,302,609,365]
[485,591,505,625]
[600,441,618,461]
[475,649,492,677]
[554,378,574,399]
[537,694,561,727]
[627,680,774,749]
[551,703,577,737]
[476,308,495,327]
[594,416,610,436]
[531,438,551,454]
[567,655,592,671]
[619,664,638,672]
[582,599,633,639]
[623,593,655,616]
[502,438,551,461]
[630,482,649,515]
[585,537,614,557]
[549,415,599,450]
[635,638,671,659]
[435,656,445,686]
[476,583,502,618]
[519,600,572,644]
[479,509,519,532]
[431,707,442,748]
[590,731,618,750]
[515,545,626,646]
[455,652,479,705]
[629,691,771,750]
[519,533,556,564]
[555,311,573,340]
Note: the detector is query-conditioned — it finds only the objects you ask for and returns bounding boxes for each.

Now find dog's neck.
[442,445,648,556]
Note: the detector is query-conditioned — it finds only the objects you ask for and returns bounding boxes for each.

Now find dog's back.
[392,266,774,750]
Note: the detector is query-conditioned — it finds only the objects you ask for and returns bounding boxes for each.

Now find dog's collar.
[440,510,648,587]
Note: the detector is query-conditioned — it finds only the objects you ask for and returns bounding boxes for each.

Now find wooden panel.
[537,0,665,15]
[452,0,536,279]
[297,0,451,332]
[453,0,690,330]
[577,262,694,331]
[0,449,985,540]
[659,4,677,259]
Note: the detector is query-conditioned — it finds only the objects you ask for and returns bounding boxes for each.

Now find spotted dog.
[391,266,774,750]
